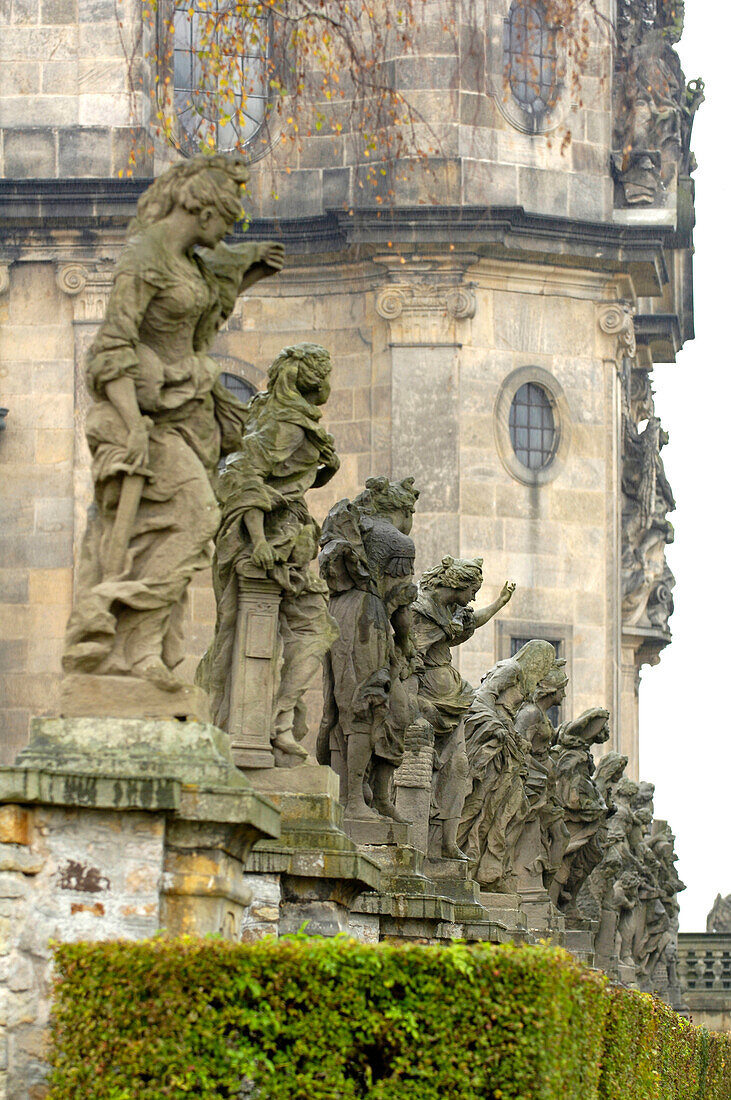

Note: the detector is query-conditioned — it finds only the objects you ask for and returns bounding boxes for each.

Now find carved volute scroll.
[56,260,116,324]
[0,263,10,296]
[598,301,637,361]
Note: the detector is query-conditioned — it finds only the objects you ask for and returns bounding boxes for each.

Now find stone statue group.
[61,155,684,994]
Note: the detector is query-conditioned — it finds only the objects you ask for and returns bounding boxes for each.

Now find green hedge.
[48,937,731,1100]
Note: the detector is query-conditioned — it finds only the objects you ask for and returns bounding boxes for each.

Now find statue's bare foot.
[344,800,381,822]
[372,799,408,824]
[133,658,183,693]
[272,730,308,759]
[442,842,469,861]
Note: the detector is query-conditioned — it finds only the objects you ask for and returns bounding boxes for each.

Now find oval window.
[505,0,559,120]
[509,382,557,470]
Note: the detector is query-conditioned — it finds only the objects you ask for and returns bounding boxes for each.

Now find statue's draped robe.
[64,232,273,676]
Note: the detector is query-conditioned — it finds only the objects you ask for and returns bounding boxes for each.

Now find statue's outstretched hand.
[261,242,285,271]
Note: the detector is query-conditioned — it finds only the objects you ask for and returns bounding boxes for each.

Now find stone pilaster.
[375,253,477,570]
[56,260,116,581]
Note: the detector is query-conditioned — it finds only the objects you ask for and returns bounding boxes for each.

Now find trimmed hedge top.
[49,937,730,1100]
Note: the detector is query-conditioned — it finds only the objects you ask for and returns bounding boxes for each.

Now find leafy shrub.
[48,937,731,1100]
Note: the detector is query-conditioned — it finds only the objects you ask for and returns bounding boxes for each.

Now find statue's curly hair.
[420,555,483,592]
[354,476,420,517]
[127,154,250,237]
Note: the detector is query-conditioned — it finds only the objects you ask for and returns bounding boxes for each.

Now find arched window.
[504,0,559,122]
[220,371,256,405]
[509,382,557,470]
[171,1,270,154]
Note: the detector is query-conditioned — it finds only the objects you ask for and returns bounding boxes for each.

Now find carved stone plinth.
[343,817,412,847]
[60,673,210,723]
[394,722,435,854]
[228,576,282,769]
[520,889,567,939]
[479,891,530,939]
[244,765,381,936]
[563,917,599,967]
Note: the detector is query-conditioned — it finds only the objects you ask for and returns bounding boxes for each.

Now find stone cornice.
[0,179,691,295]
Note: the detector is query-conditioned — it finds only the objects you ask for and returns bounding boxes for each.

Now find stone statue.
[622,387,676,635]
[199,343,340,762]
[613,0,703,202]
[317,477,422,821]
[62,155,284,697]
[707,893,731,934]
[549,707,610,914]
[576,752,628,969]
[458,640,556,892]
[650,818,686,994]
[512,657,570,897]
[410,557,515,858]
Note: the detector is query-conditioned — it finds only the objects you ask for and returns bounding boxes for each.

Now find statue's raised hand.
[499,580,516,606]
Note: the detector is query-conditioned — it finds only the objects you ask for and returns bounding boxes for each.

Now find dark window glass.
[172,1,269,153]
[220,371,256,405]
[509,382,556,470]
[511,635,563,726]
[505,0,559,118]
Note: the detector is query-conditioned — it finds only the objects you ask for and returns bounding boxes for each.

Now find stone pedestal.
[242,764,382,937]
[563,917,599,967]
[479,892,530,940]
[60,673,211,722]
[228,576,282,769]
[520,889,567,940]
[0,716,281,1098]
[394,722,434,854]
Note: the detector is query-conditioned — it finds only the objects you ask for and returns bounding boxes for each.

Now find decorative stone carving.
[61,155,285,716]
[0,263,10,296]
[707,894,731,934]
[621,363,676,635]
[199,343,339,767]
[374,254,478,343]
[598,300,637,360]
[549,707,610,915]
[410,557,515,859]
[317,477,422,822]
[56,260,117,323]
[613,0,704,204]
[458,640,556,892]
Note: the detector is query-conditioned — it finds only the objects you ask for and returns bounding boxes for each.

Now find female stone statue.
[458,640,555,892]
[63,155,283,692]
[410,557,515,859]
[317,477,421,821]
[199,343,340,760]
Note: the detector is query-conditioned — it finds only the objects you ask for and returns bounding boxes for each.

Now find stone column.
[227,576,282,769]
[375,254,477,571]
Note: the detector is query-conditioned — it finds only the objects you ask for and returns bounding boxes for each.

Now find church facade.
[0,0,699,776]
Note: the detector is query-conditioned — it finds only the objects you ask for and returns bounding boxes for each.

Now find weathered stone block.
[0,807,30,847]
[2,129,56,178]
[58,126,111,176]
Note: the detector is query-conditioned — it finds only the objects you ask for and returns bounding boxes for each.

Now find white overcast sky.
[638,0,730,932]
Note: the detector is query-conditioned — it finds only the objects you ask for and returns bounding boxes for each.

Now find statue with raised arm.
[458,640,555,892]
[62,155,283,702]
[198,343,340,762]
[410,557,515,859]
[317,477,422,821]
